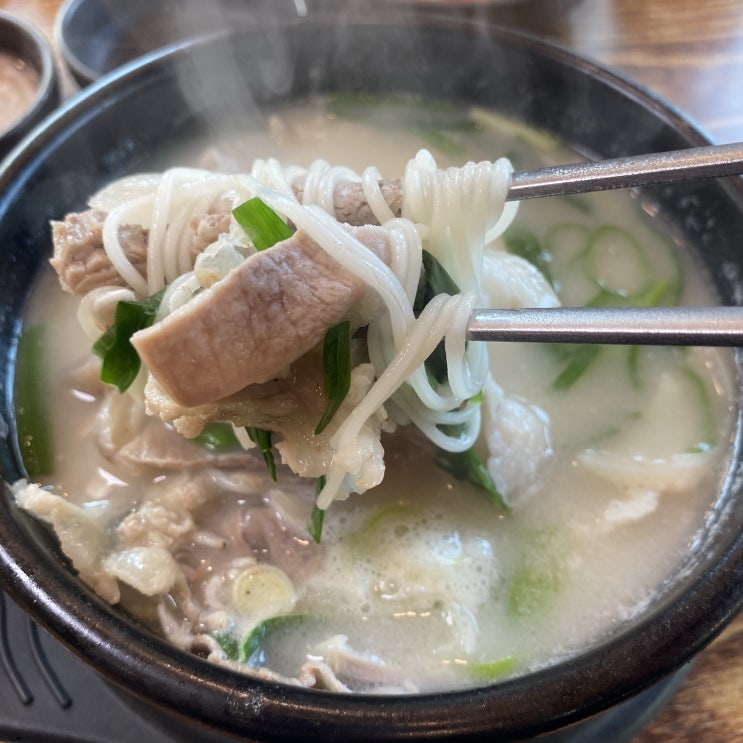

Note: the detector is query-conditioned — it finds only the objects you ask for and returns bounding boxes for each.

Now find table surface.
[1,0,742,741]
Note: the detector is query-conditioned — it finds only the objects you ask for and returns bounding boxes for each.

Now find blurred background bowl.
[0,11,59,160]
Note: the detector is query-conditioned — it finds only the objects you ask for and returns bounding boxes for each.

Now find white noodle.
[87,149,515,507]
[102,195,153,297]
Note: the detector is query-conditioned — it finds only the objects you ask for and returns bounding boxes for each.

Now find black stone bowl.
[55,0,580,86]
[1,9,743,742]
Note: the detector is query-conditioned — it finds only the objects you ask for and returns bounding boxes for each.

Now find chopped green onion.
[194,422,240,451]
[435,447,509,513]
[327,94,479,137]
[214,631,240,661]
[415,250,460,308]
[412,125,465,157]
[466,656,518,683]
[551,344,602,391]
[92,289,164,393]
[245,426,277,481]
[504,229,553,285]
[414,250,461,385]
[241,622,267,663]
[240,615,311,665]
[627,345,642,389]
[232,197,292,251]
[315,321,351,435]
[307,476,326,543]
[15,325,54,477]
[507,530,563,619]
[678,366,717,452]
[584,226,651,299]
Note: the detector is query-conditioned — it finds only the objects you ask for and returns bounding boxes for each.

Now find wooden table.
[1,0,742,741]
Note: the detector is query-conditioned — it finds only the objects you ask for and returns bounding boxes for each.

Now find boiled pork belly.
[132,225,390,407]
[50,205,232,295]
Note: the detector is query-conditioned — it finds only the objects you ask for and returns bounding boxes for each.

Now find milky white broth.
[19,97,736,692]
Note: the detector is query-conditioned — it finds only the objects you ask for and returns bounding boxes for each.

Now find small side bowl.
[0,12,59,161]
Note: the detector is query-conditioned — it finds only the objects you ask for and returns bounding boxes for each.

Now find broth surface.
[18,96,736,692]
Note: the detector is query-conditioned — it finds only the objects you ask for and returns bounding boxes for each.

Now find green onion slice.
[504,229,553,285]
[15,325,54,477]
[435,446,509,513]
[414,250,461,386]
[92,289,164,393]
[232,197,292,251]
[194,422,240,451]
[245,426,277,481]
[315,321,352,435]
[584,226,651,299]
[307,476,326,544]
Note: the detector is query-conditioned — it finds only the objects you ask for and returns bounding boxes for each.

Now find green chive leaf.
[232,197,292,251]
[435,447,509,513]
[194,422,240,451]
[245,426,277,481]
[414,250,461,386]
[505,229,552,285]
[307,476,326,543]
[240,622,267,663]
[315,321,352,435]
[15,325,54,477]
[92,289,164,393]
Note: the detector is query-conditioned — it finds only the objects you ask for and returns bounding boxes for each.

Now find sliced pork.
[51,210,147,295]
[131,226,390,407]
[51,206,232,296]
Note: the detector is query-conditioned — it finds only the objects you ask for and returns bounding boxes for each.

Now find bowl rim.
[2,13,743,741]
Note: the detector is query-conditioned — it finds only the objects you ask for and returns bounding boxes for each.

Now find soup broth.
[16,96,736,693]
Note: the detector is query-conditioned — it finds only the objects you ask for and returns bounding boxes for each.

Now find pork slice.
[51,209,148,295]
[292,178,402,226]
[131,226,389,408]
[50,204,233,296]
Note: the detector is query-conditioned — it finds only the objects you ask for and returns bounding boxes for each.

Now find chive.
[465,448,509,512]
[435,447,509,513]
[240,622,267,663]
[194,422,239,451]
[678,366,717,451]
[214,631,240,661]
[245,426,277,481]
[307,476,326,543]
[414,250,461,385]
[413,125,465,157]
[15,325,54,477]
[241,615,311,665]
[232,197,292,251]
[584,226,652,299]
[92,289,164,393]
[627,345,642,389]
[504,229,552,285]
[326,94,479,133]
[507,530,563,619]
[551,344,602,391]
[315,321,352,435]
[466,656,518,683]
[417,250,460,305]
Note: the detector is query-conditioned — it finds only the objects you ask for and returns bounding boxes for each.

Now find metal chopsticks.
[467,306,743,346]
[506,141,743,200]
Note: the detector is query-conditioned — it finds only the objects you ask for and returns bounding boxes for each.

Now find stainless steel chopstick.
[507,142,743,200]
[466,306,743,346]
